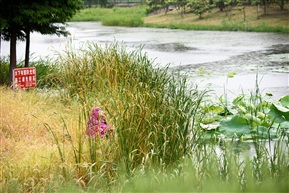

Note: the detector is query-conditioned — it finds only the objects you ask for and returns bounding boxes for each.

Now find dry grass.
[144,4,289,28]
[0,87,79,174]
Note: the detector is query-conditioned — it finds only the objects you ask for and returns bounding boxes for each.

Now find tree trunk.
[243,5,246,21]
[262,0,267,14]
[0,32,2,85]
[0,32,2,59]
[8,30,17,86]
[25,29,30,67]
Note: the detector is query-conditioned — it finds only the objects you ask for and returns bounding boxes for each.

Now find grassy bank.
[144,4,289,33]
[70,4,289,33]
[71,6,147,26]
[1,43,289,192]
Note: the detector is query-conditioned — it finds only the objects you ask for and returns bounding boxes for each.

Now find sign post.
[13,67,36,89]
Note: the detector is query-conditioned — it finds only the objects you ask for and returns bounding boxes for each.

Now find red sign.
[13,67,36,89]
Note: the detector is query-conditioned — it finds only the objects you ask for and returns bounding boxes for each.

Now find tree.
[214,0,234,12]
[176,0,189,16]
[251,0,269,14]
[274,0,289,9]
[215,0,226,11]
[187,0,213,18]
[20,1,75,67]
[0,0,82,86]
[0,0,25,85]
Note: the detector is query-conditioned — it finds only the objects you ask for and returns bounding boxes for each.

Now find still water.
[2,22,289,99]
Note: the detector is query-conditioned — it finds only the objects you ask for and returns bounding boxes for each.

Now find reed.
[51,42,207,171]
[18,42,205,191]
[102,15,144,27]
[120,137,289,192]
[1,42,289,192]
[71,6,147,27]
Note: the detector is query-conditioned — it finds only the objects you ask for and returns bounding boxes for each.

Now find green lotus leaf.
[219,115,251,137]
[279,95,289,108]
[280,121,289,130]
[268,103,289,123]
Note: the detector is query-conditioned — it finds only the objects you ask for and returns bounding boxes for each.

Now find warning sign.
[13,67,36,89]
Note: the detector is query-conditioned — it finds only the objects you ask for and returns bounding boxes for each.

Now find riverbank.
[71,5,289,33]
[144,4,289,33]
[1,42,289,192]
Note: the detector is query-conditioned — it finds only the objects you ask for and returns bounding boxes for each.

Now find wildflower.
[86,107,112,138]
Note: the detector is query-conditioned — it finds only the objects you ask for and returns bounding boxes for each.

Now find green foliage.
[0,58,10,84]
[214,0,237,12]
[50,42,207,172]
[200,82,289,140]
[30,60,59,88]
[1,43,289,192]
[35,42,209,191]
[268,95,289,135]
[0,0,83,85]
[274,0,289,9]
[219,115,252,137]
[102,15,144,27]
[71,6,147,27]
[187,0,213,18]
[0,0,83,40]
[121,138,289,192]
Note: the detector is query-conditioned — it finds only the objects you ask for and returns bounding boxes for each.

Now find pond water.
[2,22,289,100]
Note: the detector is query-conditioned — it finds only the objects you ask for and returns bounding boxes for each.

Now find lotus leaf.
[219,115,251,137]
[268,103,289,123]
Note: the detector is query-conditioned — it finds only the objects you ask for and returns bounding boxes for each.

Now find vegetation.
[70,1,289,33]
[0,0,82,85]
[1,43,289,192]
[1,1,289,192]
[144,3,289,33]
[71,6,147,26]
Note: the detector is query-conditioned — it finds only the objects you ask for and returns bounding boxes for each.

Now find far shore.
[70,5,289,34]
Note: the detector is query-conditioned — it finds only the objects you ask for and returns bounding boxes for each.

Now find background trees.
[187,0,213,18]
[0,0,82,86]
[147,0,289,16]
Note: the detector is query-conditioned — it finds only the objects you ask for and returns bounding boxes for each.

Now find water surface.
[2,22,289,99]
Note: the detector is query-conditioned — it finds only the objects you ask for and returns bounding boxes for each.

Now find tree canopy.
[0,0,82,85]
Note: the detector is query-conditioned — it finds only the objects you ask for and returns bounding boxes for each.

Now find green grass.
[0,58,9,84]
[145,22,289,33]
[71,6,147,26]
[121,140,289,192]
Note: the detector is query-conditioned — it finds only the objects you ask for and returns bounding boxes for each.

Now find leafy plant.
[268,95,289,135]
[200,73,289,140]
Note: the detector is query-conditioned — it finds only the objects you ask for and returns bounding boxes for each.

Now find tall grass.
[71,6,147,27]
[1,42,289,192]
[120,138,289,192]
[51,42,207,170]
[5,42,205,191]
